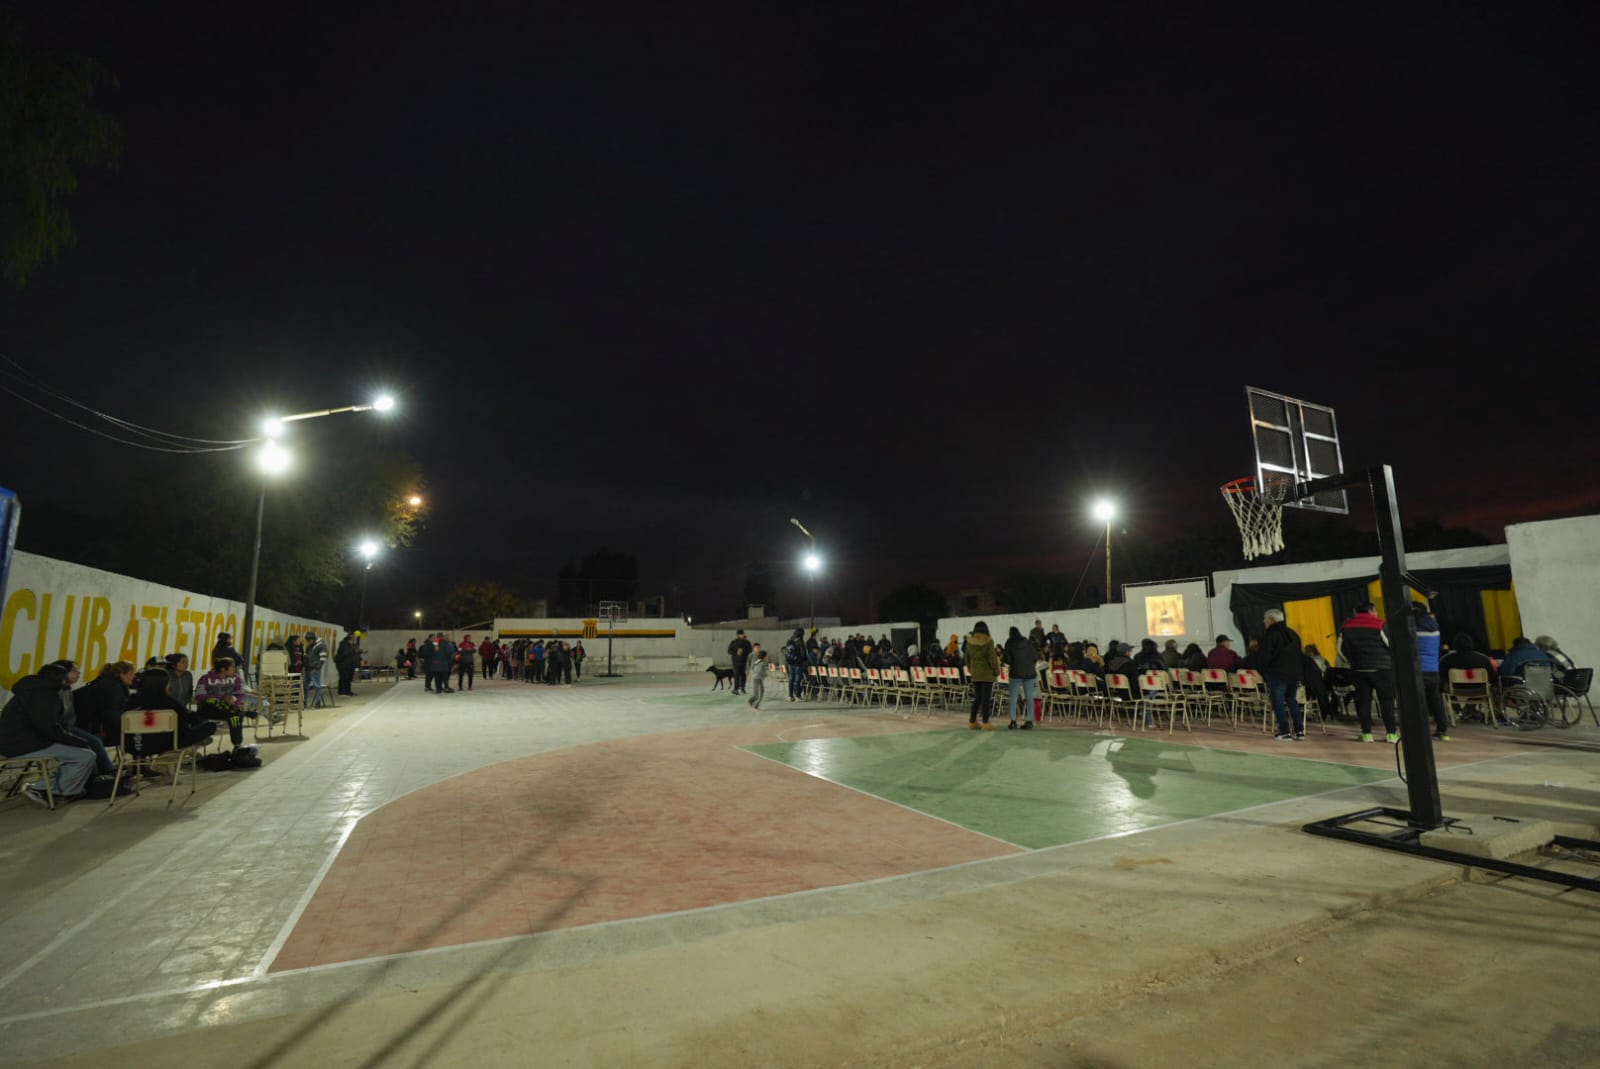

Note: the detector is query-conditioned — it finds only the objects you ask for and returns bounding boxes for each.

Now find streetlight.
[356,540,380,631]
[407,494,423,507]
[239,396,396,677]
[790,517,818,629]
[1092,499,1116,605]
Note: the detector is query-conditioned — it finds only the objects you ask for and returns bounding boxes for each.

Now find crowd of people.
[0,629,306,809]
[393,635,587,691]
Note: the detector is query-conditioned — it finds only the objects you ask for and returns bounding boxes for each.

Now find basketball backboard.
[1245,386,1347,513]
[597,600,629,623]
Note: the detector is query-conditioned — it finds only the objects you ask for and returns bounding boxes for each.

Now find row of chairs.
[780,663,1320,735]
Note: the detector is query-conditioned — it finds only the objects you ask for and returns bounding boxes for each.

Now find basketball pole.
[1290,464,1442,829]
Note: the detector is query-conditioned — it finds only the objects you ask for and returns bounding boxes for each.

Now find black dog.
[707,665,736,691]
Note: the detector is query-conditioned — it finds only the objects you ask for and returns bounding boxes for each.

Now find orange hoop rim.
[1219,476,1258,495]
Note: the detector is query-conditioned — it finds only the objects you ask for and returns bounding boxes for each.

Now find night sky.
[2,2,1595,623]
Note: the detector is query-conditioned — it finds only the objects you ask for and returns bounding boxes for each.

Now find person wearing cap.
[1206,634,1243,672]
[727,630,753,696]
[303,631,329,702]
[1160,639,1183,669]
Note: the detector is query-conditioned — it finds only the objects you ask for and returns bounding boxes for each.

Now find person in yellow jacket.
[965,621,1001,729]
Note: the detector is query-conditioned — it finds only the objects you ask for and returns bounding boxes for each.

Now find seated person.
[1533,636,1578,683]
[1132,639,1167,676]
[1206,635,1244,672]
[1497,636,1550,682]
[74,660,136,744]
[1180,643,1208,671]
[123,667,217,760]
[1104,642,1135,677]
[163,653,195,709]
[1439,633,1497,683]
[50,660,115,778]
[194,656,261,751]
[0,662,98,807]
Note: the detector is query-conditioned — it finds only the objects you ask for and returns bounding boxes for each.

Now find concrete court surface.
[1,671,1597,1068]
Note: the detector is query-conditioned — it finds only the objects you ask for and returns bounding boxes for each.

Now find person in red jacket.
[478,636,498,680]
[1206,635,1243,672]
[1338,602,1397,742]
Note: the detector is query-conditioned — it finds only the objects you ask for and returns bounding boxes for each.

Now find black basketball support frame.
[1287,466,1600,893]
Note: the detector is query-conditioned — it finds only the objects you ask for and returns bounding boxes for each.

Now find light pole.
[240,396,395,676]
[356,540,380,631]
[790,517,818,629]
[1092,499,1116,605]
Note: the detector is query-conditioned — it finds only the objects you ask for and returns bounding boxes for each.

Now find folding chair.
[1445,668,1495,725]
[111,709,206,807]
[1,754,63,808]
[1103,673,1139,731]
[1230,670,1271,732]
[1140,671,1191,733]
[1043,669,1073,722]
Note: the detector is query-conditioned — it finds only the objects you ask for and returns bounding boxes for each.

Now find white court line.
[0,735,1579,1029]
[0,684,403,997]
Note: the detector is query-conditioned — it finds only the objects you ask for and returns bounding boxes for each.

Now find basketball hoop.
[1220,475,1295,559]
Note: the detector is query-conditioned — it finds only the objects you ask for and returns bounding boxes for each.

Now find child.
[748,645,770,710]
[194,656,262,751]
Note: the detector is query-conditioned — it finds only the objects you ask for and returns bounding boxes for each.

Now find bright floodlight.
[372,395,396,412]
[257,440,292,475]
[804,553,821,573]
[262,417,285,438]
[413,610,422,620]
[407,494,423,507]
[1092,499,1116,522]
[358,540,380,560]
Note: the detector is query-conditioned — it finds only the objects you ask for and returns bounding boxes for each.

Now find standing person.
[428,634,455,694]
[728,630,753,695]
[1411,604,1452,740]
[1028,619,1047,652]
[0,663,101,807]
[455,634,477,692]
[747,644,770,709]
[419,635,437,690]
[335,633,361,697]
[404,638,419,680]
[478,636,498,681]
[965,621,1000,729]
[572,641,585,680]
[212,632,247,683]
[285,634,306,677]
[303,631,328,701]
[1339,602,1398,743]
[1257,609,1305,740]
[1002,626,1038,730]
[783,628,807,701]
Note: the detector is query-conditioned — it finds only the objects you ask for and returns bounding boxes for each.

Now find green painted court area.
[742,730,1394,849]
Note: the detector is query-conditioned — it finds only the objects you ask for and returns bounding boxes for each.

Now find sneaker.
[1434,732,1451,741]
[1274,732,1294,741]
[1007,721,1017,730]
[968,721,981,730]
[980,722,997,731]
[1386,733,1401,744]
[1359,733,1374,743]
[1020,721,1033,730]
[21,784,53,810]
[1293,732,1306,741]
[788,697,796,703]
[747,699,755,708]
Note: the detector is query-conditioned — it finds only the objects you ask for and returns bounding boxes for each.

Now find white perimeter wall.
[1505,514,1600,671]
[1,550,340,702]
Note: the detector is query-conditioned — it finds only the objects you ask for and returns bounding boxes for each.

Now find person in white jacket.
[748,646,771,710]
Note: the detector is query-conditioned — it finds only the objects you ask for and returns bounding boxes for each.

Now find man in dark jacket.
[335,634,362,696]
[1002,626,1039,729]
[783,628,807,702]
[728,630,753,695]
[0,664,98,807]
[1257,609,1305,739]
[1339,602,1397,742]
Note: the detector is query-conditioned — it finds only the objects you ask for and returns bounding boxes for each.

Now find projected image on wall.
[1145,594,1185,636]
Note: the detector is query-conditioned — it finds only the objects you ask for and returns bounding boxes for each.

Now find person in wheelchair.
[1497,636,1551,683]
[1533,636,1578,682]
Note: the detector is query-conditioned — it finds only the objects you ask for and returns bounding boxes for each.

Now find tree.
[555,547,639,615]
[741,561,777,618]
[877,583,949,651]
[0,16,120,285]
[437,581,527,629]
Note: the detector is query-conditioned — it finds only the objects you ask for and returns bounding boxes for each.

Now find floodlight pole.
[240,483,268,682]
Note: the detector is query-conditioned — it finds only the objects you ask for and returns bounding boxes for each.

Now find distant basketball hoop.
[1220,474,1295,559]
[597,601,628,676]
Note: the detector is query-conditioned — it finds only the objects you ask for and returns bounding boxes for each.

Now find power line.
[0,380,250,454]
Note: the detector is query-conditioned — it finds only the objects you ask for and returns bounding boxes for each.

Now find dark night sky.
[2,2,1596,623]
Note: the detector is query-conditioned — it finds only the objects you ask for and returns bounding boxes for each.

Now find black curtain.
[1230,566,1513,653]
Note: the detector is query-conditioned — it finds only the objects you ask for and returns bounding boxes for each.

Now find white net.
[1221,476,1294,559]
